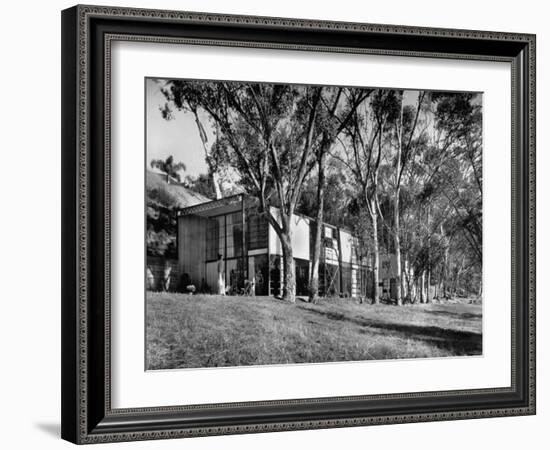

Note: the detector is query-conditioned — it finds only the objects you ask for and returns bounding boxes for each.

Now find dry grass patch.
[146,293,482,370]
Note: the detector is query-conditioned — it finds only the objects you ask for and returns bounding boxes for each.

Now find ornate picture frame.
[61,4,536,444]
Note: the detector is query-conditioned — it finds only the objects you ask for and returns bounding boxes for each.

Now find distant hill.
[147,170,211,208]
[146,171,211,258]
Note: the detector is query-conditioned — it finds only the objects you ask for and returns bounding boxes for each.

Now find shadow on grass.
[299,307,482,356]
[422,308,482,321]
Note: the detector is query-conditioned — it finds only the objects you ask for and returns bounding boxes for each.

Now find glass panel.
[224,212,242,258]
[218,216,225,257]
[226,214,234,258]
[233,223,243,257]
[247,212,268,250]
[205,218,220,261]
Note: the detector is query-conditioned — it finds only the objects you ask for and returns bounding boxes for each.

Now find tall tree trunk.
[309,217,322,303]
[337,228,344,296]
[426,268,431,303]
[425,203,431,303]
[420,270,426,304]
[191,109,223,199]
[307,89,343,302]
[268,211,296,302]
[208,168,223,200]
[279,251,284,298]
[309,153,326,303]
[440,224,450,299]
[210,169,222,200]
[452,255,465,297]
[369,122,383,306]
[409,276,417,304]
[370,203,380,304]
[394,189,403,306]
[280,233,296,303]
[394,96,404,306]
[404,263,411,303]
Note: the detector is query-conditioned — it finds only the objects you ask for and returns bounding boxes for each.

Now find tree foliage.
[156,80,483,303]
[161,80,328,302]
[150,155,186,182]
[146,182,178,258]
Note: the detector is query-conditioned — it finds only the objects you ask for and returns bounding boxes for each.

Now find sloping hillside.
[146,171,211,257]
[147,170,211,208]
[146,293,482,370]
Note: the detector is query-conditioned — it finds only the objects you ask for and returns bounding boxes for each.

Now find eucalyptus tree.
[402,91,482,301]
[307,86,373,303]
[335,89,400,304]
[384,90,427,305]
[431,92,482,267]
[161,80,323,302]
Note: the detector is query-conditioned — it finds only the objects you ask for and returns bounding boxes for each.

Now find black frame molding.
[61,4,536,444]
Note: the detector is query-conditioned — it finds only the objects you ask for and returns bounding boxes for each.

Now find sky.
[145,79,476,180]
[146,78,210,178]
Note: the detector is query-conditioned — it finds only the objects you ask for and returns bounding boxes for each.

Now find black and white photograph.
[1,0,542,446]
[145,78,483,370]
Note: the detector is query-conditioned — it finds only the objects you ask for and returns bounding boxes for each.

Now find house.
[176,194,373,298]
[146,170,212,291]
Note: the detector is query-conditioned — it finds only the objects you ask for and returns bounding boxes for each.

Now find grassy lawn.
[146,292,482,370]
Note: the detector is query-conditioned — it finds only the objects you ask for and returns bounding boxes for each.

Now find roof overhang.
[177,194,248,218]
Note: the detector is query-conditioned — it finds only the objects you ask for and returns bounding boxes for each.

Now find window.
[247,212,268,250]
[205,217,220,261]
[226,212,243,258]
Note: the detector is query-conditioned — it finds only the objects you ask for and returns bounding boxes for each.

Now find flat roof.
[177,194,255,218]
[177,194,358,236]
